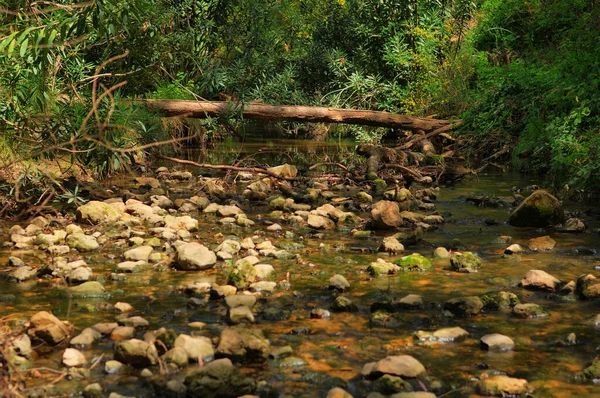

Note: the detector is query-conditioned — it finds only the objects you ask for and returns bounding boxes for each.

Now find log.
[142,99,454,132]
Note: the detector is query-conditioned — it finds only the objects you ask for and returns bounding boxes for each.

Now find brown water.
[1,170,600,397]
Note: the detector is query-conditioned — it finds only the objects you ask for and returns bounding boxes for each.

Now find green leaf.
[20,38,29,57]
[0,32,19,52]
[48,29,57,47]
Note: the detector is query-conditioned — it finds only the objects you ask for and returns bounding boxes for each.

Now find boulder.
[449,252,481,273]
[326,387,354,398]
[215,328,270,363]
[512,303,549,318]
[184,358,256,398]
[519,269,561,291]
[367,259,400,276]
[477,375,531,396]
[28,311,70,345]
[415,327,469,343]
[371,201,404,229]
[174,334,214,363]
[76,201,123,224]
[227,258,258,289]
[307,214,335,230]
[379,237,404,254]
[124,245,153,262]
[480,291,520,311]
[508,190,563,227]
[480,333,514,351]
[63,348,87,367]
[114,339,158,367]
[444,296,483,317]
[175,242,217,271]
[329,274,350,291]
[394,254,432,271]
[562,217,586,232]
[66,233,99,252]
[332,296,358,312]
[576,274,600,299]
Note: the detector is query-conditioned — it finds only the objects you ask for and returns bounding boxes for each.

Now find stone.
[326,387,354,398]
[83,383,104,398]
[480,291,520,310]
[433,247,450,259]
[217,239,242,255]
[307,214,335,229]
[218,205,244,217]
[176,242,217,270]
[480,333,514,351]
[379,236,404,253]
[174,334,214,362]
[576,274,600,299]
[92,322,119,335]
[123,245,153,261]
[8,256,25,267]
[367,259,400,276]
[310,308,331,319]
[215,328,270,363]
[581,356,600,379]
[70,328,101,347]
[76,201,123,224]
[520,269,561,291]
[415,327,469,343]
[477,375,531,396]
[164,215,199,231]
[394,254,432,271]
[528,235,556,251]
[332,296,358,312]
[150,195,174,209]
[118,316,149,328]
[254,263,275,280]
[444,296,483,317]
[114,339,158,367]
[105,360,126,374]
[184,358,256,398]
[63,348,87,367]
[329,274,350,291]
[249,281,277,292]
[562,217,586,232]
[66,233,99,252]
[229,306,255,324]
[388,393,436,398]
[372,374,413,394]
[449,252,482,273]
[365,355,426,379]
[395,294,423,309]
[68,266,93,284]
[267,164,297,178]
[504,244,524,254]
[508,190,563,227]
[512,303,549,318]
[114,302,134,313]
[6,266,37,282]
[28,311,70,346]
[227,258,258,289]
[371,201,404,229]
[163,347,191,367]
[69,281,105,295]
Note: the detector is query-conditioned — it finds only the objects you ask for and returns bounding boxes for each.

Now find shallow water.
[2,170,600,397]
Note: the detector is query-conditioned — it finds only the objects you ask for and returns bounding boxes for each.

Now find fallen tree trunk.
[142,99,455,132]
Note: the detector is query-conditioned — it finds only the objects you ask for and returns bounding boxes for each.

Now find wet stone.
[512,303,549,318]
[114,339,158,367]
[528,235,556,252]
[432,247,450,259]
[394,254,432,271]
[480,333,515,351]
[229,306,255,324]
[520,269,561,291]
[504,244,524,254]
[477,375,532,396]
[395,294,423,310]
[118,316,149,328]
[372,374,413,394]
[365,355,426,379]
[111,326,135,340]
[367,259,400,276]
[225,294,257,309]
[105,360,126,374]
[329,274,350,291]
[449,252,482,273]
[184,358,256,398]
[310,308,331,319]
[415,327,469,343]
[215,328,270,363]
[332,296,358,312]
[63,348,87,367]
[444,296,483,317]
[326,387,354,398]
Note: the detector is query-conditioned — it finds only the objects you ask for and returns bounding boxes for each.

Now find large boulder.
[371,201,404,229]
[508,190,563,227]
[76,201,123,224]
[175,242,217,270]
[184,358,256,398]
[28,311,71,346]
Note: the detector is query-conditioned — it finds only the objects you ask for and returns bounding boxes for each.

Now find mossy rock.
[508,190,564,227]
[449,252,481,272]
[367,260,400,276]
[480,291,520,311]
[372,374,413,394]
[374,179,387,193]
[370,310,402,328]
[394,254,432,271]
[581,356,600,379]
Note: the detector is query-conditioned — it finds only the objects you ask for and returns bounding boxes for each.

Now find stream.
[1,139,600,398]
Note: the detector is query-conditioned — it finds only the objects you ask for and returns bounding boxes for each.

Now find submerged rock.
[508,190,563,227]
[449,252,481,273]
[477,375,531,396]
[184,358,256,398]
[528,235,556,251]
[575,274,600,299]
[480,291,520,311]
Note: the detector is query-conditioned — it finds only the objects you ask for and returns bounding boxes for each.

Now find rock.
[477,375,531,396]
[118,316,149,328]
[504,244,524,254]
[307,214,335,229]
[379,236,404,253]
[367,259,400,276]
[174,334,214,362]
[364,355,426,379]
[562,217,586,232]
[215,328,270,363]
[162,347,189,367]
[176,242,217,270]
[225,294,257,309]
[70,328,101,347]
[151,195,174,209]
[528,235,556,251]
[310,308,331,319]
[395,294,423,310]
[68,266,93,284]
[480,291,520,310]
[444,296,483,317]
[164,215,199,231]
[104,360,125,374]
[508,190,563,227]
[332,296,358,312]
[218,205,244,217]
[480,333,514,351]
[69,281,105,295]
[184,358,256,398]
[114,339,158,367]
[326,387,354,398]
[520,269,561,291]
[372,374,412,394]
[76,201,123,224]
[123,245,153,261]
[227,258,258,289]
[229,306,255,324]
[433,247,450,259]
[329,274,350,291]
[92,322,119,335]
[371,201,404,229]
[581,356,600,379]
[83,383,104,398]
[6,266,37,282]
[512,303,549,318]
[255,263,275,280]
[415,327,469,343]
[449,252,481,273]
[576,274,600,299]
[394,254,432,271]
[388,393,436,398]
[63,348,87,367]
[357,191,373,203]
[267,164,297,178]
[9,334,31,358]
[217,240,242,255]
[393,227,423,246]
[249,281,277,293]
[114,302,135,313]
[8,256,25,267]
[28,311,70,346]
[66,233,99,252]
[111,326,135,340]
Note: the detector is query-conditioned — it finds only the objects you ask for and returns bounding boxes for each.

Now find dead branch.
[396,121,462,150]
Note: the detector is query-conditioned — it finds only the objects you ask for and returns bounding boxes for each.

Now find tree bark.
[142,99,456,132]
